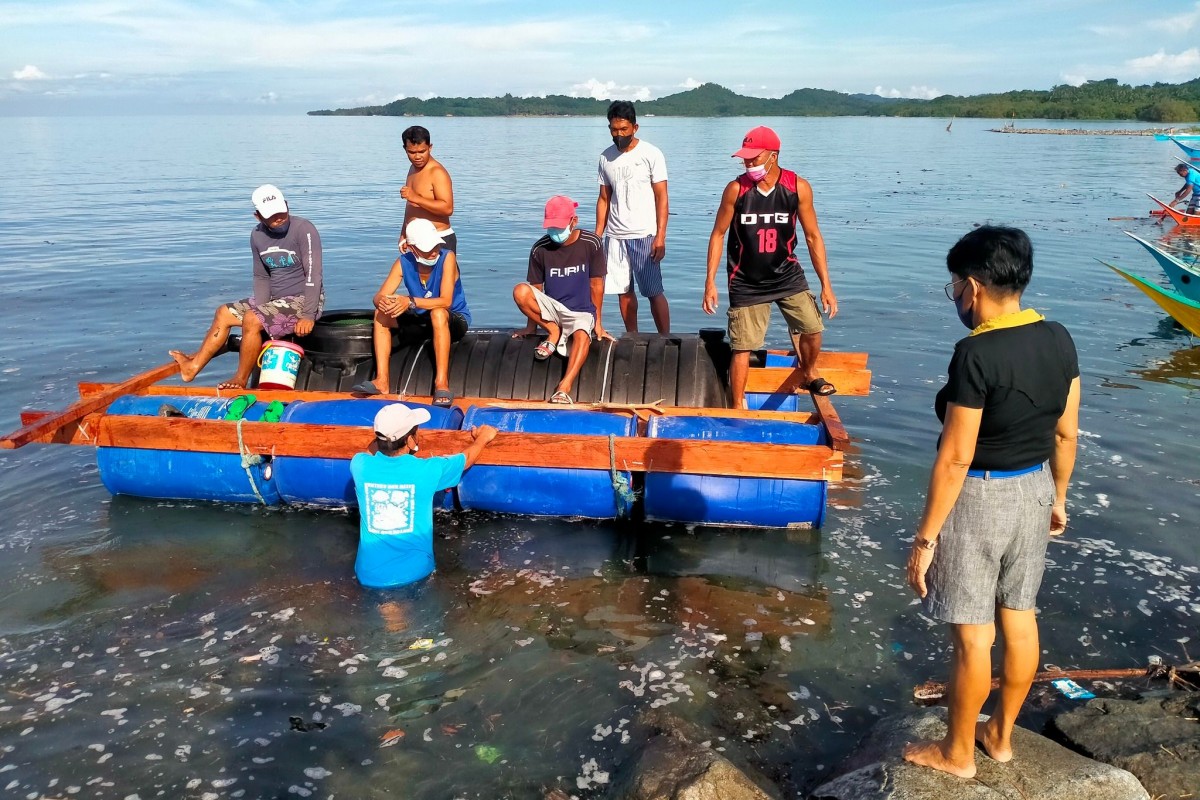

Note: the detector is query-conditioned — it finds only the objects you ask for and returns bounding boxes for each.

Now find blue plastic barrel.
[747,352,804,412]
[272,400,464,508]
[643,415,828,529]
[457,407,635,519]
[97,395,282,505]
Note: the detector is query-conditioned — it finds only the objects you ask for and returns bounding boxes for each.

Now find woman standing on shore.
[903,226,1080,779]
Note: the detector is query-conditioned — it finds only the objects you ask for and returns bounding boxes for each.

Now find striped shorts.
[603,235,663,298]
[922,466,1056,625]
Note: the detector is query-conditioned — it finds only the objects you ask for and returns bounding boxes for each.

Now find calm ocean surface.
[0,115,1196,798]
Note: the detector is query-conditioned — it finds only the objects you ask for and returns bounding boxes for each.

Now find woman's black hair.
[946,225,1033,295]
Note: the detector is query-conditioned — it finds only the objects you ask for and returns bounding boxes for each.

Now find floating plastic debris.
[1051,678,1095,700]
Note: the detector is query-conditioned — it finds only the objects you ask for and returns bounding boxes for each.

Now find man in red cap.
[512,195,610,404]
[703,126,839,409]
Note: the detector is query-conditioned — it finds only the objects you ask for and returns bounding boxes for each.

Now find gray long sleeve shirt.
[250,215,323,319]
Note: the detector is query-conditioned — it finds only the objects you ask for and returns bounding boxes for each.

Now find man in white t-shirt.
[596,100,670,334]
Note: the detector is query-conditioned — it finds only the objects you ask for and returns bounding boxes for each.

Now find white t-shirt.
[597,140,668,239]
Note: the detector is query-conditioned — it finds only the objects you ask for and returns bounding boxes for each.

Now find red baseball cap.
[732,126,782,158]
[543,195,578,228]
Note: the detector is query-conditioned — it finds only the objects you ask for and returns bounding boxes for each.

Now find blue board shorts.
[922,465,1056,625]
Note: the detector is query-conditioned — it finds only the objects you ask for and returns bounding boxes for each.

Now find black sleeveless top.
[727,169,810,307]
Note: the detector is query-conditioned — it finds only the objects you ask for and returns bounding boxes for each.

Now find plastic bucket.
[257,340,304,390]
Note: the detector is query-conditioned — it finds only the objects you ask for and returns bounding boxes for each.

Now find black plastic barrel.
[321,328,728,407]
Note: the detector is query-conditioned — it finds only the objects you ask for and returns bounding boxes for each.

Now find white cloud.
[873,85,942,100]
[1060,73,1088,86]
[12,64,47,80]
[568,79,650,102]
[258,91,278,104]
[679,77,703,90]
[1147,2,1200,34]
[1126,48,1200,77]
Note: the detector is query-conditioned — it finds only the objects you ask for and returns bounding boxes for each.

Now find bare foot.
[975,719,1013,763]
[169,350,199,382]
[217,379,246,390]
[902,739,977,779]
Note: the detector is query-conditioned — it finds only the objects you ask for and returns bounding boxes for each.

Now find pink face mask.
[745,164,768,182]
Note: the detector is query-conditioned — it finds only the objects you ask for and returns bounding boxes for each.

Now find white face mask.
[414,253,438,266]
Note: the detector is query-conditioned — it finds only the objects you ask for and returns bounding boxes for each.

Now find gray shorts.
[923,466,1055,625]
[528,284,595,340]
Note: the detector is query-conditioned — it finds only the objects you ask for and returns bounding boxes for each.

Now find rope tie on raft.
[236,417,267,505]
[608,434,637,516]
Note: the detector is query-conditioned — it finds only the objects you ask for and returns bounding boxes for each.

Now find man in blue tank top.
[703,127,839,409]
[350,403,496,589]
[357,218,471,405]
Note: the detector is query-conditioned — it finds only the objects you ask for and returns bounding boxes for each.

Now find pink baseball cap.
[732,126,782,158]
[542,195,578,228]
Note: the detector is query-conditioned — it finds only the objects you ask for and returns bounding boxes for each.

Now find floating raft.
[2,316,871,529]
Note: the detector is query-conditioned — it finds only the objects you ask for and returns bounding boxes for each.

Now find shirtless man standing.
[398,126,456,253]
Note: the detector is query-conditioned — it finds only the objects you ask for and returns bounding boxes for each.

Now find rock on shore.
[810,708,1148,800]
[1050,693,1200,800]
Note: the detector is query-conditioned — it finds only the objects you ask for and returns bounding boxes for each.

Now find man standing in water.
[170,184,323,389]
[399,126,457,253]
[596,100,670,334]
[351,403,497,588]
[1172,162,1200,214]
[703,126,838,409]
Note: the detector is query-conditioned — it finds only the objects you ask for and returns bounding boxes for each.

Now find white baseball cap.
[373,403,431,442]
[405,218,446,253]
[252,184,288,218]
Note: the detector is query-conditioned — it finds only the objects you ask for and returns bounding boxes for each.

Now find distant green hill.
[309,79,1200,121]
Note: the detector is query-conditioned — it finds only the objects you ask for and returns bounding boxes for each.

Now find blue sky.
[2,0,1199,114]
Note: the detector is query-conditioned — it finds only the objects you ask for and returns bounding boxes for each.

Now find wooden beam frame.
[33,414,842,481]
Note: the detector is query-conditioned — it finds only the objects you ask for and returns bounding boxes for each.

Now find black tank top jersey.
[727,169,810,307]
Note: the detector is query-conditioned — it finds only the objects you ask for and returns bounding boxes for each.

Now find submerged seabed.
[1,115,1198,797]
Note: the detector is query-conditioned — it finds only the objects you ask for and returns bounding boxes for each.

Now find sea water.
[0,115,1196,797]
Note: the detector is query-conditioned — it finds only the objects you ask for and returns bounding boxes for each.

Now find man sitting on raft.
[512,196,611,405]
[170,184,324,389]
[355,218,470,405]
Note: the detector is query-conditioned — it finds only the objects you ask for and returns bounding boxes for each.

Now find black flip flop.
[351,380,381,396]
[807,378,838,397]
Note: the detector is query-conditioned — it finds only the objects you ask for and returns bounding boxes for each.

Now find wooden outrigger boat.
[1,320,871,530]
[1146,194,1200,227]
[1154,133,1200,141]
[1123,232,1200,302]
[1104,262,1200,337]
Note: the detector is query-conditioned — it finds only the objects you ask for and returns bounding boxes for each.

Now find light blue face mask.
[547,226,571,244]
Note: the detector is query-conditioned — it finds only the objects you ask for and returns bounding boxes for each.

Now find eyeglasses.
[944,278,967,301]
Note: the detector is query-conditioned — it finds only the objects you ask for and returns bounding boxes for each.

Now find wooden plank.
[745,366,871,397]
[50,416,842,481]
[20,411,53,426]
[811,393,849,452]
[764,350,869,370]
[77,383,820,424]
[1,361,181,450]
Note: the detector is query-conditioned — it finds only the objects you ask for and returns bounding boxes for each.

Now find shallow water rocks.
[810,708,1148,800]
[1050,693,1200,800]
[610,709,778,800]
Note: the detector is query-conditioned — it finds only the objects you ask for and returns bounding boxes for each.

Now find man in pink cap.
[512,195,610,404]
[703,126,839,409]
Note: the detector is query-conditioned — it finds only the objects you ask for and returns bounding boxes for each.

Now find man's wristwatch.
[913,537,938,551]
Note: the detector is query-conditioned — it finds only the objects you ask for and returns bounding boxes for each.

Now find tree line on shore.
[310,77,1200,122]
